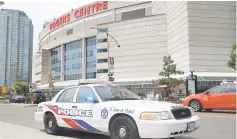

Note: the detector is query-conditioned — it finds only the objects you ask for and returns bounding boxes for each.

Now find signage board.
[49,1,108,31]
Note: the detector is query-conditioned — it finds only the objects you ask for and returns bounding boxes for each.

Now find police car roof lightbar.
[78,79,113,85]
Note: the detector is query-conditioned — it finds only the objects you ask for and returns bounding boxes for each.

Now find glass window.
[97,59,108,63]
[97,28,108,33]
[86,37,96,79]
[226,85,236,93]
[51,47,61,81]
[230,85,236,93]
[64,41,82,80]
[97,69,108,73]
[97,39,107,43]
[97,49,107,53]
[94,85,141,101]
[207,81,212,85]
[76,87,98,103]
[57,88,77,103]
[57,90,67,102]
[209,86,226,94]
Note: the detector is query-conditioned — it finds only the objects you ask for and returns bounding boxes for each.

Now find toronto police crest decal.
[101,108,108,119]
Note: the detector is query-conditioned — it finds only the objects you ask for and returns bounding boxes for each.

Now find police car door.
[71,86,101,132]
[53,87,79,128]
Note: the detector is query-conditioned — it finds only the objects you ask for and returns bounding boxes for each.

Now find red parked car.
[183,83,236,112]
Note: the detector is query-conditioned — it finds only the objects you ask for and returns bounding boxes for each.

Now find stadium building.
[33,1,236,92]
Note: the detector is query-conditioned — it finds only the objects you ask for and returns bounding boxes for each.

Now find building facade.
[0,9,33,87]
[34,1,236,91]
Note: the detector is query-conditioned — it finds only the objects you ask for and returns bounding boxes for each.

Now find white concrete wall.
[152,1,166,15]
[98,14,168,80]
[165,1,190,74]
[34,1,153,84]
[34,1,236,86]
[187,1,236,73]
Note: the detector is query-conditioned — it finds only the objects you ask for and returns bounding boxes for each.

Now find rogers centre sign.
[49,1,108,31]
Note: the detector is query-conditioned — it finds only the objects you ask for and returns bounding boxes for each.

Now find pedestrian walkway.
[0,121,72,139]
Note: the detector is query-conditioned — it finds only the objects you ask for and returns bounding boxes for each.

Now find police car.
[34,82,200,139]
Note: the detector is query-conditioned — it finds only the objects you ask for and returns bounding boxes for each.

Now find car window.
[228,85,236,93]
[209,86,226,94]
[94,85,141,101]
[57,87,78,103]
[76,87,97,103]
[230,85,236,93]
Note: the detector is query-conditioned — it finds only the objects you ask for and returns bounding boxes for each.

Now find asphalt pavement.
[0,105,236,139]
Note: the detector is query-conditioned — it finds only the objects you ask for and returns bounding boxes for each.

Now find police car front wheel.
[44,113,60,135]
[110,116,140,139]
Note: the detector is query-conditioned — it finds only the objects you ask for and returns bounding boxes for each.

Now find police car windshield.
[94,85,141,101]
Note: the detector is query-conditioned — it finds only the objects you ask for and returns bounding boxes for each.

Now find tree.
[227,44,236,70]
[156,55,184,97]
[12,81,28,95]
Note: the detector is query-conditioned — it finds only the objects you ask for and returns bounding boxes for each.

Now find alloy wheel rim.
[190,101,200,111]
[118,126,128,139]
[48,119,53,129]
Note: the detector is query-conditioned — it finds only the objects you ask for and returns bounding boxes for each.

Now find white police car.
[34,83,200,139]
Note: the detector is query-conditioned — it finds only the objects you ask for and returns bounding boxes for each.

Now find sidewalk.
[0,121,71,139]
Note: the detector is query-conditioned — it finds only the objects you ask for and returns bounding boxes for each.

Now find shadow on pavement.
[175,136,199,139]
[40,129,110,139]
[40,129,199,139]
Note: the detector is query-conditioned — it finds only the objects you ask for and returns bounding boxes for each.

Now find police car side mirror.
[85,97,99,103]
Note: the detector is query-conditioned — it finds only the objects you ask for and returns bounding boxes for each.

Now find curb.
[0,104,37,107]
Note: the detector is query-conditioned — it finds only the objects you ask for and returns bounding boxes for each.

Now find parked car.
[9,95,26,103]
[183,83,236,112]
[5,94,13,99]
[33,91,46,104]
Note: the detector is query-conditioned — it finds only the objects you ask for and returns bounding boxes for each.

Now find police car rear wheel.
[110,116,140,139]
[44,113,60,135]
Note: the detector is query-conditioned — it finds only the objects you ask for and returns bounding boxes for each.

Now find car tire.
[110,116,140,139]
[189,100,202,112]
[44,113,60,135]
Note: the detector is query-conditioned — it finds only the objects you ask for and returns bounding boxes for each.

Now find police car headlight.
[140,112,173,120]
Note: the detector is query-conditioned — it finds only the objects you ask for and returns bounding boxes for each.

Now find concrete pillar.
[41,49,51,85]
[82,38,86,79]
[60,44,65,81]
[112,9,116,22]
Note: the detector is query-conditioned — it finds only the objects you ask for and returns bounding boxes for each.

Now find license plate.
[187,122,196,132]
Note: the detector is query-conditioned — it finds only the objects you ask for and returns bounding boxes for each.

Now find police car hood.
[103,100,182,111]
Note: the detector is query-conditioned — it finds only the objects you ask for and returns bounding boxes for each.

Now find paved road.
[0,105,235,139]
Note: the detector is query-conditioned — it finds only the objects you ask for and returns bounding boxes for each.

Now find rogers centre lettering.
[49,1,108,31]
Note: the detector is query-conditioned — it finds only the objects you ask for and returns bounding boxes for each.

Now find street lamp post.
[90,27,120,81]
[190,69,194,80]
